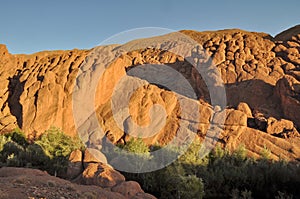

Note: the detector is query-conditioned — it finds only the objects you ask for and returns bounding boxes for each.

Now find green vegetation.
[35,127,84,175]
[0,127,83,176]
[0,128,300,198]
[118,138,300,199]
[123,138,150,155]
[260,145,271,160]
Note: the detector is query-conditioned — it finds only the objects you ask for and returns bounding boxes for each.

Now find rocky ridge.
[0,25,300,163]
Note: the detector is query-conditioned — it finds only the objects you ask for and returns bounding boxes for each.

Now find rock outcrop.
[0,167,139,199]
[79,163,125,188]
[0,45,89,137]
[275,75,300,128]
[0,25,300,162]
[66,149,156,198]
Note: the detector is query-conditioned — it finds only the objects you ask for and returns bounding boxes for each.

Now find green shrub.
[0,135,10,152]
[1,127,300,199]
[25,143,50,168]
[159,163,204,199]
[1,141,24,160]
[4,128,29,148]
[6,153,19,166]
[123,138,150,155]
[124,140,300,199]
[179,138,208,167]
[34,126,84,175]
[0,127,83,177]
[233,144,247,161]
[0,129,29,167]
[162,174,204,199]
[35,126,83,159]
[111,138,152,172]
[260,145,271,160]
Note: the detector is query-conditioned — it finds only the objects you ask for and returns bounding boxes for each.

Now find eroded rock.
[1,25,300,163]
[79,163,125,188]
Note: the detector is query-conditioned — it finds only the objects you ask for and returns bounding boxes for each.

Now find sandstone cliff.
[1,25,300,161]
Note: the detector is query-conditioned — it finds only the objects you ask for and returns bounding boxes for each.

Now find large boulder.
[80,163,125,188]
[237,102,253,118]
[225,109,248,126]
[66,149,83,179]
[212,108,247,127]
[111,181,145,198]
[266,117,299,138]
[67,149,157,198]
[83,148,107,168]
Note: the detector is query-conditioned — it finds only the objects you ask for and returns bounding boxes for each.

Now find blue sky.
[1,0,300,54]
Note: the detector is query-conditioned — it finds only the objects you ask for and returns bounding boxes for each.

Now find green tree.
[4,128,29,148]
[34,126,83,175]
[161,163,204,199]
[123,138,150,155]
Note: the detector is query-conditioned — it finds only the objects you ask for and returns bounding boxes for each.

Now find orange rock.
[81,163,125,188]
[237,102,253,118]
[67,149,83,179]
[0,25,300,163]
[275,75,300,128]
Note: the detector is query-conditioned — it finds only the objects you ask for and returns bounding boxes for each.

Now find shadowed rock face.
[0,25,300,161]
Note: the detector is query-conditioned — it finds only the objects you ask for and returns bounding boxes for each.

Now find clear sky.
[1,0,300,54]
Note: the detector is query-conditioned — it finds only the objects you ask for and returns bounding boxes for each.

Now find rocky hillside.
[0,25,300,162]
[0,167,155,199]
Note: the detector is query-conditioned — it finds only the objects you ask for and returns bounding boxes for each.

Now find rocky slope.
[0,167,155,199]
[0,25,300,163]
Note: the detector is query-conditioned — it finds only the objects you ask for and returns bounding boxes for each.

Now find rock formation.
[0,167,156,199]
[0,25,300,163]
[65,149,156,198]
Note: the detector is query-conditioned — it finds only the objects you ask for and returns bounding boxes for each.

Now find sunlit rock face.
[1,25,300,161]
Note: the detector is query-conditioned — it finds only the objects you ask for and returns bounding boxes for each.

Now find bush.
[4,128,29,148]
[35,126,83,159]
[233,144,247,160]
[25,143,50,168]
[123,140,300,199]
[1,127,300,199]
[34,126,84,175]
[161,163,204,199]
[0,135,10,152]
[123,138,150,155]
[0,141,25,165]
[178,138,208,167]
[0,126,83,177]
[260,145,271,160]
